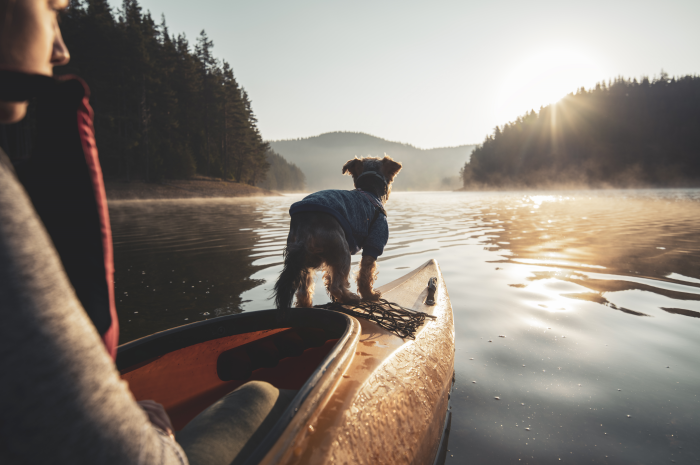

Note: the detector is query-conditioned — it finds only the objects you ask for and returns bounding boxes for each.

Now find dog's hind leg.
[322,264,332,294]
[325,250,360,304]
[294,268,315,308]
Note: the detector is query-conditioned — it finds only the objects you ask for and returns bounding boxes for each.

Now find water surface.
[110,190,700,464]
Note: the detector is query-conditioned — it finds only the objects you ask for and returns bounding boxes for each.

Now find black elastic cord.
[315,298,436,339]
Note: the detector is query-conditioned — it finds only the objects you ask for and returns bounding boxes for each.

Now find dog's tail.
[274,241,306,309]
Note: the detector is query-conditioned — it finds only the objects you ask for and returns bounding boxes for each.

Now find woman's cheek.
[10,5,55,75]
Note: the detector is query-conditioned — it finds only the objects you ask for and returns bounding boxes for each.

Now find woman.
[1,2,289,464]
[0,0,187,462]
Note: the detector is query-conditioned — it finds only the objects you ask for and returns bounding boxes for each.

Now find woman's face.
[0,0,70,123]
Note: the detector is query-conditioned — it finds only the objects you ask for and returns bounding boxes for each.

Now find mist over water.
[110,191,700,463]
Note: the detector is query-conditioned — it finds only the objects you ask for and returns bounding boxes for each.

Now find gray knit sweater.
[289,189,388,258]
[0,150,188,465]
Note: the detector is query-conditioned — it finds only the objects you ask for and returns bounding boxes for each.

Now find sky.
[131,0,699,149]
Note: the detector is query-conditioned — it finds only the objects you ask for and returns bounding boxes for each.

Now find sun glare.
[495,49,604,125]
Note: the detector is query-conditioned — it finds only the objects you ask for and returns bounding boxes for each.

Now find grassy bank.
[105,176,281,200]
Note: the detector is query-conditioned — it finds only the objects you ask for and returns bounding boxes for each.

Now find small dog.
[274,155,402,308]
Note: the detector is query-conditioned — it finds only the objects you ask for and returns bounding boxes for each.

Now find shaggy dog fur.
[274,155,402,308]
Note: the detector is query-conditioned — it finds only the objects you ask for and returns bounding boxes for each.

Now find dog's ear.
[380,155,402,183]
[342,157,364,178]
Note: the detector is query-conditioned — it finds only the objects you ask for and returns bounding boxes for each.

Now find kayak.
[118,259,455,465]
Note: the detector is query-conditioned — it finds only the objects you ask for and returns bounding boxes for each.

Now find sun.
[495,48,605,125]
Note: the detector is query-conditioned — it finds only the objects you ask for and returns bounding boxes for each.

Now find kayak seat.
[177,380,297,465]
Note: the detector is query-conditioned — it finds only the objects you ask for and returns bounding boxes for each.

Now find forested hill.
[461,74,700,189]
[256,150,306,191]
[0,0,294,189]
[270,132,476,191]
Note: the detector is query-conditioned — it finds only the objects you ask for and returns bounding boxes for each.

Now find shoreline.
[456,182,700,192]
[105,177,282,200]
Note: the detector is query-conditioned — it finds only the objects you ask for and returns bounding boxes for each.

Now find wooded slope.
[462,74,700,189]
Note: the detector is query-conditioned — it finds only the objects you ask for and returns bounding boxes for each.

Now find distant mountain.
[269,132,476,192]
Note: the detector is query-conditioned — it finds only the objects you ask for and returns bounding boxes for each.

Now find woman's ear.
[342,157,364,177]
[380,155,402,183]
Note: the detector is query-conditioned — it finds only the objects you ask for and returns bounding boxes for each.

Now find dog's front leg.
[358,255,381,301]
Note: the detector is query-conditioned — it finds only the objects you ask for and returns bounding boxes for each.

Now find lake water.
[109,191,700,464]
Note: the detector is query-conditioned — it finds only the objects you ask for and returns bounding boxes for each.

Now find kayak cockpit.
[118,308,360,463]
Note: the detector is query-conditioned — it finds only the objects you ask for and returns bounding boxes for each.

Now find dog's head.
[342,155,402,203]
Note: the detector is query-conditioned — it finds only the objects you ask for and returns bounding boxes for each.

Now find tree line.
[257,149,306,191]
[1,0,304,190]
[461,73,700,189]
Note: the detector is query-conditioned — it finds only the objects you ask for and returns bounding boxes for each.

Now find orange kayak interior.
[119,309,354,430]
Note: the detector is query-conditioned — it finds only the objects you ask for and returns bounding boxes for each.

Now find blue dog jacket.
[289,189,388,258]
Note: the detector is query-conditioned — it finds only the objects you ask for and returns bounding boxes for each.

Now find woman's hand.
[137,400,175,440]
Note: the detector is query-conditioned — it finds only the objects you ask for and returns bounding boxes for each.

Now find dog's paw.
[330,289,361,304]
[294,297,313,308]
[340,292,362,304]
[362,290,382,302]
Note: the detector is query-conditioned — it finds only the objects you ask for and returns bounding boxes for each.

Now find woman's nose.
[51,21,70,67]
